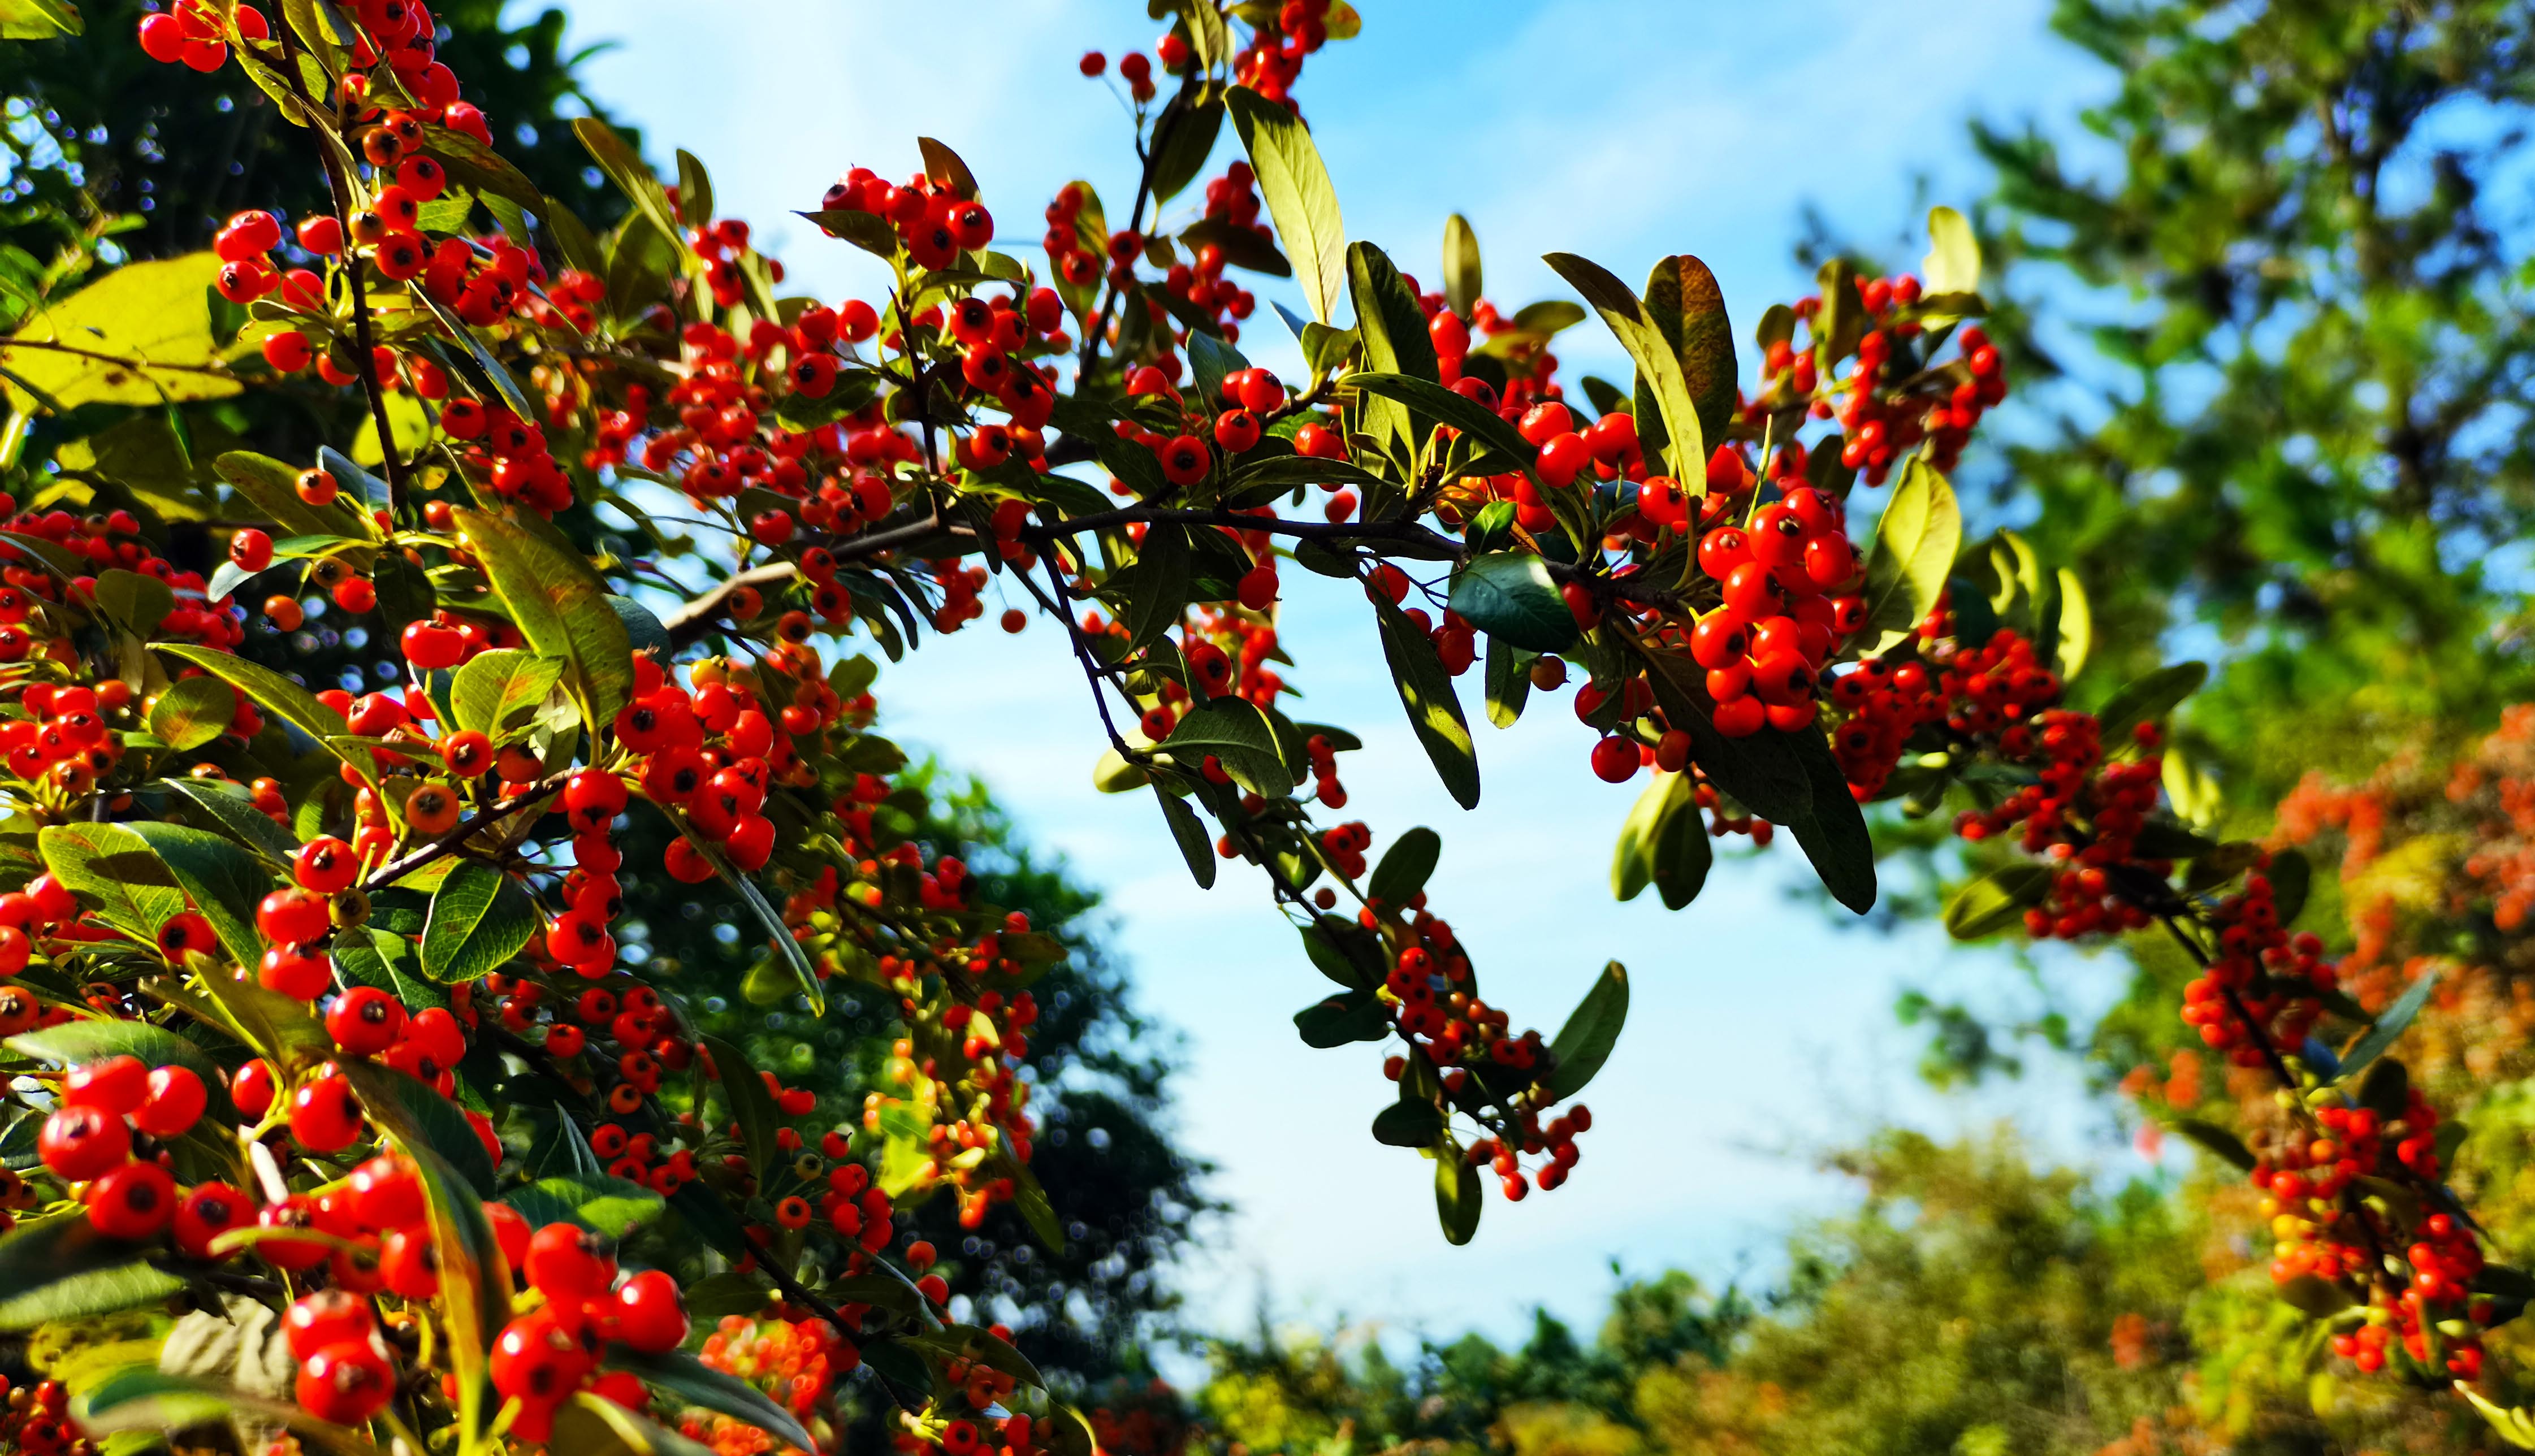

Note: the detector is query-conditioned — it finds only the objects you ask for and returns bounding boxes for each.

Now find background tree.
[1960,0,2535,804]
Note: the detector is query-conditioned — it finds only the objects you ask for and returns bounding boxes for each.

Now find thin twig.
[356,774,571,895]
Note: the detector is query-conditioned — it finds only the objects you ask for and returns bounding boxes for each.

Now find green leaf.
[1372,591,1480,810]
[1186,330,1250,420]
[1226,456,1388,511]
[1,252,241,411]
[123,822,270,968]
[1299,915,1382,989]
[163,778,301,866]
[2339,968,2441,1080]
[673,148,715,225]
[2096,661,2209,745]
[1862,458,1962,650]
[703,1034,782,1184]
[1435,1147,1481,1246]
[1612,770,1685,903]
[148,675,236,751]
[674,828,823,1016]
[0,1221,183,1328]
[1448,552,1575,654]
[455,507,635,732]
[798,206,899,261]
[1923,205,1980,296]
[80,1368,386,1456]
[0,530,88,583]
[1372,1098,1444,1148]
[502,1176,664,1240]
[604,1347,816,1455]
[1943,862,2054,940]
[342,1061,498,1197]
[2171,1117,2256,1171]
[1294,987,1389,1047]
[574,117,681,253]
[1161,697,1291,799]
[915,137,979,200]
[1151,786,1215,890]
[1347,370,1533,470]
[214,450,370,541]
[555,1394,722,1456]
[0,0,83,40]
[2053,567,2092,681]
[8,1019,234,1123]
[1649,777,1714,911]
[1149,91,1225,205]
[1545,961,1627,1100]
[1365,827,1440,908]
[1482,635,1532,729]
[38,822,184,942]
[450,648,566,741]
[1442,214,1482,318]
[1513,300,1587,336]
[155,644,374,783]
[680,1272,774,1321]
[1227,87,1345,324]
[1346,242,1439,464]
[93,569,174,635]
[418,125,543,216]
[2276,1272,2354,1319]
[1782,726,1878,915]
[1639,254,1735,467]
[2270,847,2313,926]
[1636,651,1810,824]
[1122,526,1193,652]
[1542,252,1705,483]
[371,1099,505,1448]
[419,860,536,983]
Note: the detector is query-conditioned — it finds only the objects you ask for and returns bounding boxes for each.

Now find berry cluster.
[33,1054,207,1238]
[485,1224,692,1442]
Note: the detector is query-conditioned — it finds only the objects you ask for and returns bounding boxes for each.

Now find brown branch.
[356,773,571,895]
[0,337,239,378]
[275,19,412,521]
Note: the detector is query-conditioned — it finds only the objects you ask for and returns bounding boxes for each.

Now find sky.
[531,0,2144,1348]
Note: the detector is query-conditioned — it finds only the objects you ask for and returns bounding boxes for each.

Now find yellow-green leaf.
[1,253,239,411]
[455,507,634,732]
[1227,88,1344,324]
[155,643,377,783]
[0,0,83,38]
[37,822,185,943]
[1861,457,1962,651]
[1923,205,1980,296]
[1542,252,1706,486]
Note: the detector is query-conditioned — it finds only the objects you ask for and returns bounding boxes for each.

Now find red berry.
[524,1221,615,1301]
[63,1055,148,1116]
[296,1341,396,1426]
[288,1072,362,1153]
[611,1269,690,1354]
[174,1181,250,1259]
[1518,402,1574,446]
[1589,736,1640,784]
[294,836,360,894]
[38,1103,131,1180]
[85,1160,176,1240]
[133,1065,208,1138]
[326,986,408,1056]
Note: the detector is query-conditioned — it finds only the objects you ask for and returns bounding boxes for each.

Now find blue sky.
[537,0,2147,1346]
